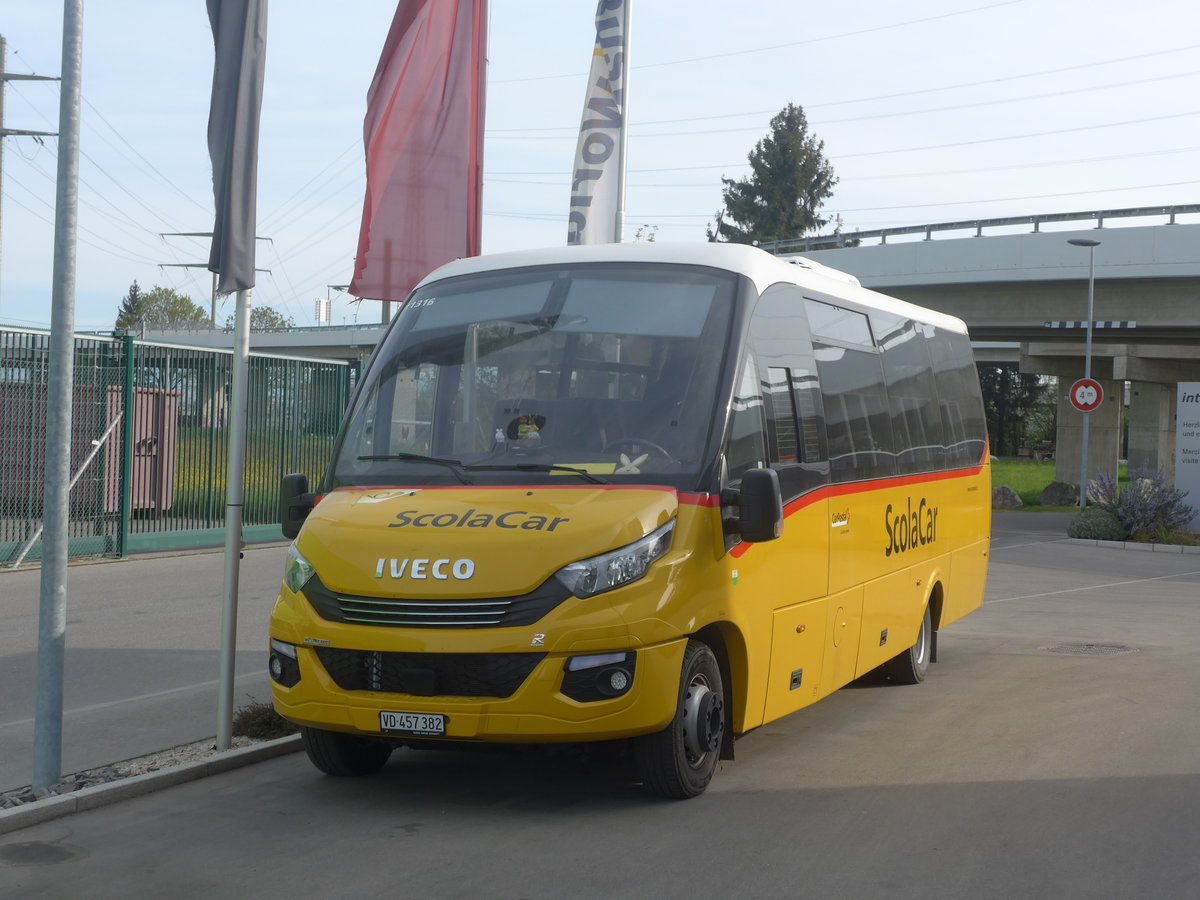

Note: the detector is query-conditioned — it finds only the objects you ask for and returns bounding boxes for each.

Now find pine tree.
[115,281,147,331]
[709,103,837,246]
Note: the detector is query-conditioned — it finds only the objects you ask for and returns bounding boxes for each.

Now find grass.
[170,426,335,524]
[990,458,1129,508]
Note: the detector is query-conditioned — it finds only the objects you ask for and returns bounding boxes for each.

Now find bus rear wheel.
[882,603,932,684]
[301,726,393,776]
[635,639,725,799]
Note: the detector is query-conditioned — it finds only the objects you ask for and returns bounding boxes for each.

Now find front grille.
[314,648,545,698]
[302,575,570,629]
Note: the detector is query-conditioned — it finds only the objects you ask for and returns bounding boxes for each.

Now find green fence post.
[118,335,135,558]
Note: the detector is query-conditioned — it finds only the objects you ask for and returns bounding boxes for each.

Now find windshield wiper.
[356,453,472,484]
[465,462,606,484]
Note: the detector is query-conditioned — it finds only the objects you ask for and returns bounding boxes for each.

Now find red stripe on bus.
[730,462,987,559]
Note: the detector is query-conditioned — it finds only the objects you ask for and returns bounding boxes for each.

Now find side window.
[807,298,895,483]
[764,366,799,462]
[872,312,945,474]
[726,354,767,483]
[749,284,829,500]
[929,327,988,467]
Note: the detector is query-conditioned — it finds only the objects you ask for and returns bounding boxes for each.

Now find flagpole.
[32,0,83,791]
[613,0,630,243]
[217,286,251,750]
[207,0,267,752]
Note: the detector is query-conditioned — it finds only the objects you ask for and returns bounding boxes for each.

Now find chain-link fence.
[1,328,354,567]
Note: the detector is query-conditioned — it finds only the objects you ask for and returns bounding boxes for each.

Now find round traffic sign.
[1069,377,1103,412]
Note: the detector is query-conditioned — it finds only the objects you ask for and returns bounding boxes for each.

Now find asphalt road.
[0,545,288,792]
[3,514,1200,899]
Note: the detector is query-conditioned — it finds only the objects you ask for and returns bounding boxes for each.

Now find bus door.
[740,284,836,721]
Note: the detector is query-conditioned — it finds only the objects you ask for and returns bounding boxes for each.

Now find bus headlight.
[283,544,315,594]
[554,520,674,598]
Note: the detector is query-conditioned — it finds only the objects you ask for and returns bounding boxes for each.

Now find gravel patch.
[1,737,260,811]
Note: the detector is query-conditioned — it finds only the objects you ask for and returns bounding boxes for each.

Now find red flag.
[350,0,487,302]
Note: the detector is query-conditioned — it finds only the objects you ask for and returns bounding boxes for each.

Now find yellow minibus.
[271,242,990,798]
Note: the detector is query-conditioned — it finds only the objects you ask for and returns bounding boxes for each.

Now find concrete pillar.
[1054,376,1121,490]
[1126,382,1176,482]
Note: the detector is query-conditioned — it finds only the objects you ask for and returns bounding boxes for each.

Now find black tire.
[635,640,725,799]
[300,726,393,776]
[882,603,932,685]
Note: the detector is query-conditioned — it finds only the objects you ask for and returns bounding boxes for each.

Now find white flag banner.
[568,0,628,245]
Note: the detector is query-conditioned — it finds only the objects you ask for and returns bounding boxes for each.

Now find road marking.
[991,538,1071,550]
[985,570,1200,605]
[0,669,269,731]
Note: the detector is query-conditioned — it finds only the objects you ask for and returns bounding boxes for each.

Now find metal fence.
[1,328,354,567]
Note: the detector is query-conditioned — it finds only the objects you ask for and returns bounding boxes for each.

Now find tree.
[116,285,208,332]
[115,281,147,330]
[224,306,296,331]
[115,286,207,333]
[977,363,1050,457]
[708,103,837,246]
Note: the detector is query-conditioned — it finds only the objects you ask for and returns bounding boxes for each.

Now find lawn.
[990,458,1128,508]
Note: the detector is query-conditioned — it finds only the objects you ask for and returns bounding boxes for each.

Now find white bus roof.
[415,243,969,335]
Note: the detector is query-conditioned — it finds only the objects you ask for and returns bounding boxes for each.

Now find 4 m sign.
[1069,378,1104,413]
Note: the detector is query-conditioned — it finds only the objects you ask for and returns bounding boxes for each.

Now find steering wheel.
[603,437,675,462]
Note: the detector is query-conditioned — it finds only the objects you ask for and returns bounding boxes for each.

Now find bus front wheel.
[883,603,932,685]
[301,726,393,776]
[635,639,725,799]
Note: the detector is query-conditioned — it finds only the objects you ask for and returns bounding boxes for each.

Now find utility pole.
[159,232,271,328]
[0,34,60,317]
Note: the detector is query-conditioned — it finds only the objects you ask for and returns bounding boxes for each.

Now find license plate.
[379,711,445,736]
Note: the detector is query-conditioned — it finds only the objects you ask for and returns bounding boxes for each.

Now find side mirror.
[280,473,315,539]
[738,468,784,543]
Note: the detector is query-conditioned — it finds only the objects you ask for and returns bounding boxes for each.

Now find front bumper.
[269,585,687,743]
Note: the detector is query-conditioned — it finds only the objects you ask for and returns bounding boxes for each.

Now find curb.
[0,735,302,836]
[1064,538,1200,554]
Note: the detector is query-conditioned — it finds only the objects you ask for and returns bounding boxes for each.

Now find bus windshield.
[329,263,739,490]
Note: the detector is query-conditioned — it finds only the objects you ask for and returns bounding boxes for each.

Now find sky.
[1,0,1197,331]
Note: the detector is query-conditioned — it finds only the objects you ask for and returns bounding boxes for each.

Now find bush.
[1129,525,1200,546]
[1088,469,1196,541]
[1067,508,1126,541]
[232,699,298,740]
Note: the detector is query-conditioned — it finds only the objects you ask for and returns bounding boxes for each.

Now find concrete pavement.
[0,545,288,793]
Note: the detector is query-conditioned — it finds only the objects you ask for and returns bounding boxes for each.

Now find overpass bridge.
[784,205,1200,489]
[147,206,1200,492]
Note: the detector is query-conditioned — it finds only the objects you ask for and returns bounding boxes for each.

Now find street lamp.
[1068,237,1100,511]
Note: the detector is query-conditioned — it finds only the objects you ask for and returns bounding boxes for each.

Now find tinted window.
[806,300,874,346]
[814,343,896,482]
[726,355,767,482]
[872,311,945,473]
[748,284,829,499]
[805,297,894,482]
[929,327,988,467]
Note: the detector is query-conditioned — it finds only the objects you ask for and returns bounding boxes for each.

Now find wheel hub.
[682,681,724,760]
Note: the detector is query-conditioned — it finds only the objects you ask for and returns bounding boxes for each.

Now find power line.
[491,0,1026,84]
[837,109,1200,159]
[485,145,1200,187]
[487,43,1200,133]
[485,108,1200,177]
[489,69,1200,141]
